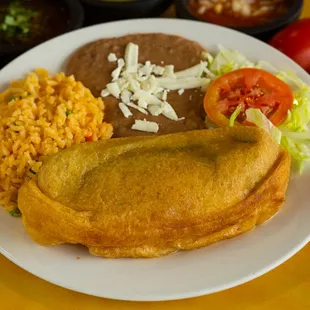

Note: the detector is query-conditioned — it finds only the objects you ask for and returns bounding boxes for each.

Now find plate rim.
[0,18,310,302]
[1,234,309,301]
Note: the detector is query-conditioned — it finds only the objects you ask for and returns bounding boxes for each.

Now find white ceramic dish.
[0,19,309,302]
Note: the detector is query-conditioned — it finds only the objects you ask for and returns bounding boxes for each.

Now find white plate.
[0,19,309,302]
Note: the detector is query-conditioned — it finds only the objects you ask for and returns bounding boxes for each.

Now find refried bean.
[66,33,207,137]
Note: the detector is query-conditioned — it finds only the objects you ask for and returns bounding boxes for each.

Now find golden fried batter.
[18,127,290,258]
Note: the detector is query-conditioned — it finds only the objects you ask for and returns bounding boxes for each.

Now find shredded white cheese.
[163,65,176,79]
[118,58,125,67]
[101,88,110,97]
[127,74,141,92]
[162,102,179,121]
[124,43,139,73]
[131,90,163,106]
[156,77,210,91]
[107,53,117,62]
[126,102,148,115]
[141,75,158,93]
[131,119,159,133]
[148,104,164,116]
[162,90,168,101]
[121,90,132,104]
[154,87,164,94]
[106,82,120,99]
[138,98,148,109]
[175,62,207,78]
[139,62,154,77]
[112,66,123,82]
[153,65,165,76]
[102,42,210,127]
[116,78,129,92]
[112,58,126,81]
[119,102,132,118]
[178,89,185,96]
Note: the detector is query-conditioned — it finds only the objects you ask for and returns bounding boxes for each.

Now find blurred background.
[0,0,309,72]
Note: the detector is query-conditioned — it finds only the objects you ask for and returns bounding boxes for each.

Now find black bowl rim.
[81,0,162,7]
[0,0,84,55]
[175,0,304,35]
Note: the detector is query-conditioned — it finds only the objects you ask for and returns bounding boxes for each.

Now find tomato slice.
[204,68,294,127]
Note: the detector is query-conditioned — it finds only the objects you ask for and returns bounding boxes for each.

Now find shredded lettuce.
[210,46,255,76]
[229,105,242,127]
[207,46,310,172]
[280,88,310,131]
[281,137,310,172]
[278,74,310,171]
[256,61,278,74]
[280,130,310,140]
[246,109,282,144]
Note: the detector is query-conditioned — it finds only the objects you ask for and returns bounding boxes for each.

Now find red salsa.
[189,0,290,28]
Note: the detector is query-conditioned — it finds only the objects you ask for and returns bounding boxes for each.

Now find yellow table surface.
[1,4,310,310]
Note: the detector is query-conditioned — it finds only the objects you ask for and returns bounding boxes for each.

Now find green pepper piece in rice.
[7,95,21,103]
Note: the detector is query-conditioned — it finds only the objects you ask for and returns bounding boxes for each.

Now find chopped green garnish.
[66,110,73,116]
[8,95,15,103]
[8,95,21,103]
[0,1,37,40]
[4,15,15,26]
[9,208,21,217]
